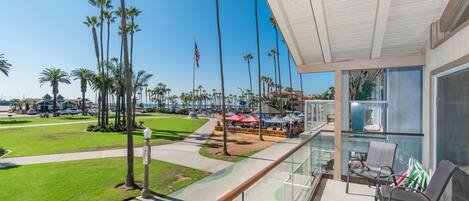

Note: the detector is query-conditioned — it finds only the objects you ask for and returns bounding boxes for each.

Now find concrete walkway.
[0,118,232,173]
[168,137,301,201]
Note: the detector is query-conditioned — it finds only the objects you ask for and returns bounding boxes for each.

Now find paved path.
[168,137,301,201]
[0,118,232,173]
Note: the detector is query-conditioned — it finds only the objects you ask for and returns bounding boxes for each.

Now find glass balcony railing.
[219,130,334,201]
[304,100,334,131]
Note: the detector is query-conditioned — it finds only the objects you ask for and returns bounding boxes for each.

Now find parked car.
[88,109,98,115]
[68,108,79,115]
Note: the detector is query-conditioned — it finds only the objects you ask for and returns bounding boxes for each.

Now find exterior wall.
[422,24,469,169]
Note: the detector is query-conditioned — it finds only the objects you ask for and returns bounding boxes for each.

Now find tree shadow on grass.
[0,120,32,125]
[0,163,21,170]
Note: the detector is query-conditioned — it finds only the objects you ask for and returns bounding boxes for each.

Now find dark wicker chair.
[378,160,457,201]
[346,141,397,200]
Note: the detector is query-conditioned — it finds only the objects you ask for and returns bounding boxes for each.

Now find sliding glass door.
[436,63,469,201]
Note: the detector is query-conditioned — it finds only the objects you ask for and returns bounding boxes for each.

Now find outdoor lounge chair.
[346,141,397,200]
[378,160,457,201]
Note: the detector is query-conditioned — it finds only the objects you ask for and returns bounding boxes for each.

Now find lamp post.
[141,128,152,199]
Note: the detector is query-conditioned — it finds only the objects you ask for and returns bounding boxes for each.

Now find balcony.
[218,128,423,201]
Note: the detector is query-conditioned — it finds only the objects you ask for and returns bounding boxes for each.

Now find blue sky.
[0,0,334,101]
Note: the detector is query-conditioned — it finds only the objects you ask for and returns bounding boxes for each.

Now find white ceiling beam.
[266,0,304,66]
[297,55,425,73]
[370,0,392,59]
[310,0,332,62]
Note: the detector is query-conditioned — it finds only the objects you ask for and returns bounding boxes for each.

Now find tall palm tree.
[127,6,141,67]
[119,0,135,189]
[71,68,94,115]
[287,50,293,112]
[215,0,228,155]
[0,54,12,76]
[243,53,254,111]
[270,16,283,115]
[39,68,71,116]
[255,0,264,140]
[84,16,100,64]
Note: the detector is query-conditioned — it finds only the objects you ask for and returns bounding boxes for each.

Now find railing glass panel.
[229,131,334,201]
[304,100,334,131]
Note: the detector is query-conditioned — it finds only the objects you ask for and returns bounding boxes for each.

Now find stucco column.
[333,70,343,180]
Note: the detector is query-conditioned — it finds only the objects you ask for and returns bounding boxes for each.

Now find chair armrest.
[377,166,395,188]
[348,159,367,170]
[389,186,431,201]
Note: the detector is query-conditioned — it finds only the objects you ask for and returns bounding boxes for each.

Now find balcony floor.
[313,179,375,201]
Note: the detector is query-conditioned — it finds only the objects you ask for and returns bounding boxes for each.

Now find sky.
[0,0,334,101]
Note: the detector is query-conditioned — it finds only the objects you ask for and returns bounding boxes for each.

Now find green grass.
[0,115,95,126]
[0,116,208,157]
[0,157,209,201]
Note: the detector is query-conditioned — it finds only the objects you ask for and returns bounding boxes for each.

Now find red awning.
[240,116,262,123]
[226,115,243,122]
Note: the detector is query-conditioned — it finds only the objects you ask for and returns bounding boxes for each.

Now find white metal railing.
[304,100,334,132]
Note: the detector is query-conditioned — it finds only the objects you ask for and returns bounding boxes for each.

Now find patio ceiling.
[266,0,450,73]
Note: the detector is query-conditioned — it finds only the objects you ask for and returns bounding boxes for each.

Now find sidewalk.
[0,118,232,173]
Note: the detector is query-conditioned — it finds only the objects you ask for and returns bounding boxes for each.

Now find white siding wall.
[422,25,469,168]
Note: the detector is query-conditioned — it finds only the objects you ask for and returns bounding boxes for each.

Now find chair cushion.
[351,166,392,179]
[380,186,428,201]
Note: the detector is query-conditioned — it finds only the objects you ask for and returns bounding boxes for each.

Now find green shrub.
[0,147,6,156]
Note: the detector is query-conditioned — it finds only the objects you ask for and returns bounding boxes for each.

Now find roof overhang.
[266,0,449,73]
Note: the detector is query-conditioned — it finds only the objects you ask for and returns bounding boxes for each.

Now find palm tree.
[267,49,278,93]
[71,68,94,115]
[0,54,12,77]
[84,16,100,64]
[255,0,264,140]
[215,0,228,155]
[127,6,141,67]
[132,70,153,125]
[270,16,283,116]
[39,68,71,116]
[119,0,136,189]
[243,53,254,111]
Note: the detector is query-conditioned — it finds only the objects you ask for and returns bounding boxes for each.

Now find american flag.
[194,42,200,68]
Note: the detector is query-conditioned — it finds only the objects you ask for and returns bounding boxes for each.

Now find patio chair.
[378,160,457,201]
[346,141,397,200]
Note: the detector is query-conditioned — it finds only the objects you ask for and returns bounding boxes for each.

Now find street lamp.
[141,128,152,199]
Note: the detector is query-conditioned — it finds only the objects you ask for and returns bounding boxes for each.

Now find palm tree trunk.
[215,0,229,155]
[105,20,111,125]
[82,91,86,115]
[273,55,277,93]
[53,92,57,116]
[275,27,283,116]
[255,0,264,140]
[120,0,135,188]
[247,60,253,111]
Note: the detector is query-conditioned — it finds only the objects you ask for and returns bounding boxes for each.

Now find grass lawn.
[0,112,177,127]
[0,115,95,126]
[0,157,209,201]
[199,131,283,162]
[0,116,208,157]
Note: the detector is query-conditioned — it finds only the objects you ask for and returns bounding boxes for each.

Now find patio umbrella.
[226,115,243,122]
[282,115,296,122]
[240,116,262,123]
[265,115,285,123]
